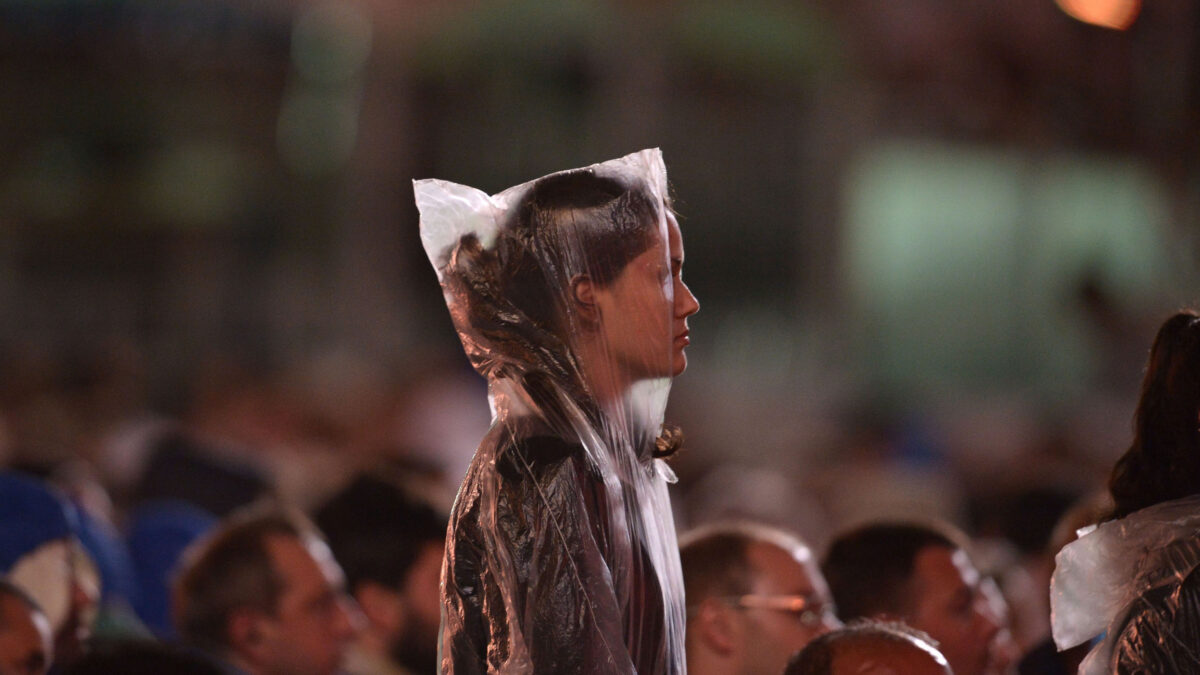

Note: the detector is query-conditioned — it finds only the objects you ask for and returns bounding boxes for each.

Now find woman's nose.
[676,280,699,318]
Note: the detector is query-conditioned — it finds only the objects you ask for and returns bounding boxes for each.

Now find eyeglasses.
[716,594,838,628]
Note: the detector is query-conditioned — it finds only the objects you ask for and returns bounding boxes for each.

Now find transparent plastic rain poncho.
[414,149,688,674]
[1050,494,1200,674]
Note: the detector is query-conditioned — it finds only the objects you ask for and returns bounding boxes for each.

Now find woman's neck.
[575,338,629,406]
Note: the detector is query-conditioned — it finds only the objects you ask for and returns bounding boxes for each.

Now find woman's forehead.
[625,233,667,269]
[666,213,684,257]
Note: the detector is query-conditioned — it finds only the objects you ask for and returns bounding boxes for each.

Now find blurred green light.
[291,2,373,85]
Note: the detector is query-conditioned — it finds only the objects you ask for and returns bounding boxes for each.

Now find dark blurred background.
[0,0,1197,587]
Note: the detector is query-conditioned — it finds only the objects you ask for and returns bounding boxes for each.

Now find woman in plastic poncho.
[1051,309,1200,674]
[413,149,700,674]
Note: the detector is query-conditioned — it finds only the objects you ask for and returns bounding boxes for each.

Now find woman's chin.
[671,353,688,377]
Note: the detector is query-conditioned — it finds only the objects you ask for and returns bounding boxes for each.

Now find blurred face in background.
[255,535,360,675]
[735,541,841,675]
[905,546,1001,675]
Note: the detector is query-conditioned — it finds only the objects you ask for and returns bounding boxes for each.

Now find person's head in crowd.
[680,522,840,675]
[0,472,99,669]
[314,473,447,675]
[0,580,52,675]
[822,522,1000,675]
[1108,309,1200,519]
[785,620,951,675]
[59,640,224,675]
[126,500,219,638]
[172,506,360,675]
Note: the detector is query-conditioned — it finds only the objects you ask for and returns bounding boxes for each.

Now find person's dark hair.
[511,169,663,288]
[784,619,942,675]
[171,506,314,653]
[1108,310,1200,520]
[821,522,958,621]
[443,169,661,384]
[314,473,447,594]
[0,579,43,629]
[679,522,804,608]
[61,640,225,675]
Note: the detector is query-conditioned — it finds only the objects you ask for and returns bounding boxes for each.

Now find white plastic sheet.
[1051,494,1200,674]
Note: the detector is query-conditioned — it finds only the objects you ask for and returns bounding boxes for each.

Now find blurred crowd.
[2,0,1197,670]
[0,328,1161,674]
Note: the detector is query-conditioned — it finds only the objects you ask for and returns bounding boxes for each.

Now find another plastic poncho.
[1050,494,1200,674]
[413,149,687,674]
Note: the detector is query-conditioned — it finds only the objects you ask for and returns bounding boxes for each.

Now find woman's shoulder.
[447,430,602,549]
[489,433,586,486]
[1111,564,1200,673]
[1109,538,1200,673]
[450,425,589,500]
[507,433,581,460]
[485,416,582,466]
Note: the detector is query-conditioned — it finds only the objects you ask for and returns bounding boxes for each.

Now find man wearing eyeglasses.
[680,522,841,675]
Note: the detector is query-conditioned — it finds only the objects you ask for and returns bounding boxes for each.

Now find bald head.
[786,621,950,675]
[832,639,950,675]
[681,522,839,675]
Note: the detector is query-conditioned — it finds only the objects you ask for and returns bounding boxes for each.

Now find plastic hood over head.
[414,148,688,673]
[1051,494,1200,674]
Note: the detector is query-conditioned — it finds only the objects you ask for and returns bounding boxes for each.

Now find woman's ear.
[571,275,600,326]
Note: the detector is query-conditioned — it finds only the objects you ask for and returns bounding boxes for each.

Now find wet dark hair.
[821,522,958,621]
[443,169,684,457]
[1108,310,1200,519]
[511,169,662,288]
[444,170,660,379]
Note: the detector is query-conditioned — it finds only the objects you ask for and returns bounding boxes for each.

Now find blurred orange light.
[1055,0,1141,30]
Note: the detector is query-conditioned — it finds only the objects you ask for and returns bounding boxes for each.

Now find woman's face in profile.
[591,212,699,382]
